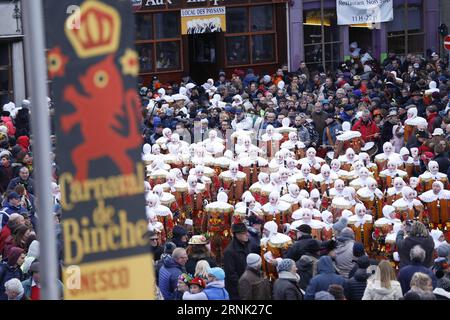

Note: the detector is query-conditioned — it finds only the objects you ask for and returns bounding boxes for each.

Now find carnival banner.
[336,0,393,25]
[45,0,154,299]
[181,7,226,34]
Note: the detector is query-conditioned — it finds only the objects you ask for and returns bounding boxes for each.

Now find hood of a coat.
[163,256,181,269]
[317,256,335,274]
[207,280,225,289]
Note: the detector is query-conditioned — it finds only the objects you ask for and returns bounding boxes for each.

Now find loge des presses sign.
[45,0,154,299]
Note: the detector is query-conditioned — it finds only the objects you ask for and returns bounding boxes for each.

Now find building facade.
[134,0,288,84]
[288,0,441,72]
[0,0,26,106]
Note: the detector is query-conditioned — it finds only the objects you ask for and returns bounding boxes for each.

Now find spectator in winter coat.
[247,215,263,255]
[304,256,345,300]
[223,223,250,300]
[335,227,356,279]
[0,192,28,228]
[0,155,14,194]
[6,166,34,195]
[158,248,188,300]
[352,110,380,143]
[182,277,207,300]
[2,224,31,258]
[296,255,314,291]
[171,225,189,249]
[203,267,230,300]
[286,224,313,262]
[397,245,437,294]
[396,221,435,268]
[344,256,371,300]
[348,242,378,279]
[273,259,303,300]
[185,235,217,276]
[155,242,176,284]
[4,278,26,300]
[362,260,403,300]
[145,230,163,262]
[238,253,272,300]
[0,247,25,300]
[0,213,24,254]
[21,262,63,300]
[404,272,436,300]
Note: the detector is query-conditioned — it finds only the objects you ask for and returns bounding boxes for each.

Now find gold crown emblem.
[65,1,121,58]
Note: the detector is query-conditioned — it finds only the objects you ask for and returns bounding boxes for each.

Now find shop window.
[226,7,248,33]
[154,12,180,39]
[0,43,12,106]
[252,34,274,62]
[250,6,273,31]
[135,12,182,74]
[135,14,153,41]
[135,44,153,72]
[225,5,276,66]
[156,41,181,70]
[226,36,249,65]
[303,9,342,72]
[387,1,424,56]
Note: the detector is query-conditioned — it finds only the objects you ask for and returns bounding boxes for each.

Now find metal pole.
[22,0,58,300]
[321,0,326,73]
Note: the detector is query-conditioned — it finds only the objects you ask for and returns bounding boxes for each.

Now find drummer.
[374,142,402,172]
[398,147,415,177]
[358,152,378,180]
[338,148,359,172]
[386,177,407,205]
[379,159,408,190]
[330,159,350,182]
[419,160,449,192]
[288,163,316,192]
[298,147,325,174]
[356,177,383,219]
[349,167,372,191]
[374,205,401,227]
[280,184,303,212]
[392,186,424,221]
[418,181,450,226]
[335,121,364,156]
[280,132,306,160]
[347,203,373,250]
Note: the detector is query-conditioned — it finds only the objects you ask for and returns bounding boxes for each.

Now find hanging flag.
[45,0,154,299]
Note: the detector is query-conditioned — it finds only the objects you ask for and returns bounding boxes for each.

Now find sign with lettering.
[45,0,154,299]
[181,7,226,34]
[336,0,393,25]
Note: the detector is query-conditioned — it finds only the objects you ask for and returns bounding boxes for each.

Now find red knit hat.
[189,277,206,288]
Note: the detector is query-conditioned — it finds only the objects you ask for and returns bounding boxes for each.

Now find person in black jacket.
[223,223,250,300]
[348,242,378,279]
[296,254,314,291]
[247,215,263,255]
[185,235,217,275]
[396,221,435,268]
[145,230,164,262]
[344,256,371,300]
[155,242,176,284]
[286,224,313,262]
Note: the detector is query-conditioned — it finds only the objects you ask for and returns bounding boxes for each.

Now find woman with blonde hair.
[194,260,211,280]
[362,260,403,300]
[405,272,436,300]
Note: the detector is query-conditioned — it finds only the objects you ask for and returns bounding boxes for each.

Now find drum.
[361,142,378,159]
[321,227,333,241]
[404,124,415,144]
[386,192,402,205]
[349,222,373,251]
[262,235,292,282]
[394,204,424,221]
[262,210,282,230]
[375,158,388,172]
[341,162,352,172]
[220,176,246,205]
[404,163,414,177]
[424,199,450,224]
[348,137,362,154]
[311,227,322,241]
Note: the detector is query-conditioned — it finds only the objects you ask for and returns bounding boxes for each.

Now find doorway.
[349,26,373,53]
[188,33,219,84]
